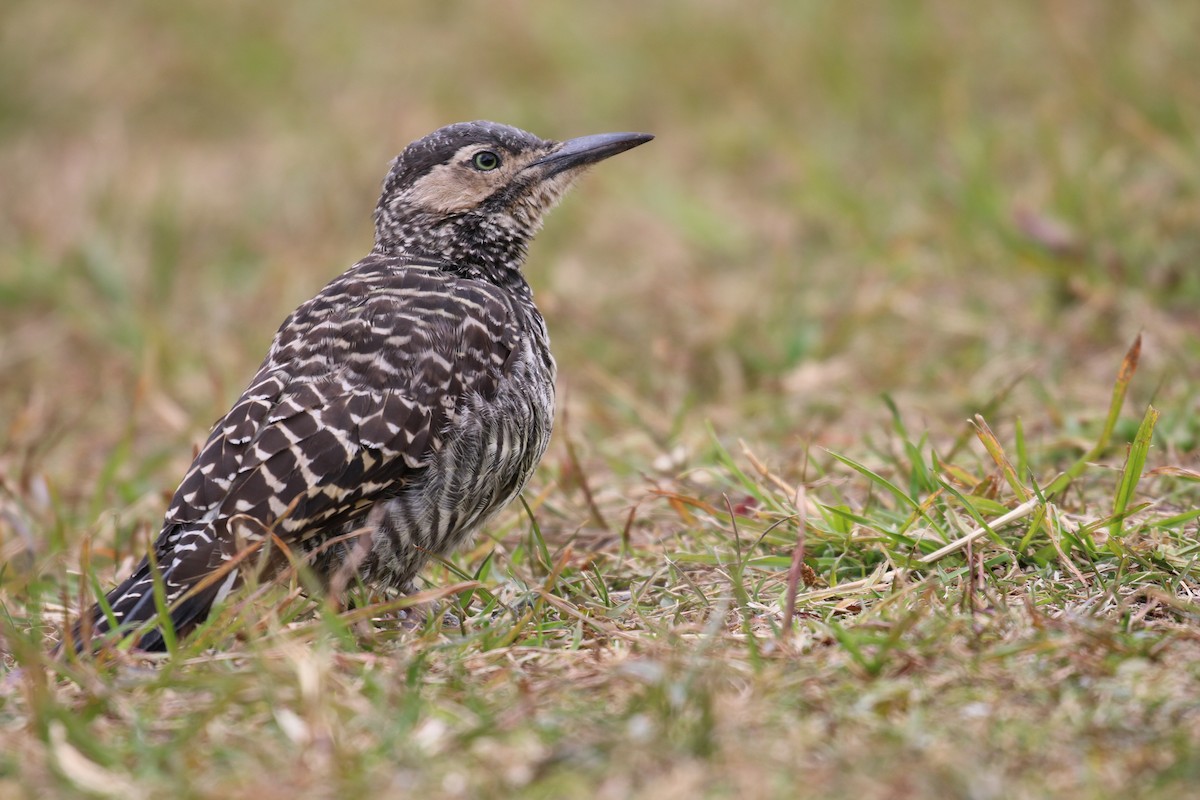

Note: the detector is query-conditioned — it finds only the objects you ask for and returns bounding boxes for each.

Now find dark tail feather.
[66,557,155,652]
[67,556,230,654]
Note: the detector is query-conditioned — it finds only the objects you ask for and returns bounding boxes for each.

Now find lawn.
[2,2,1199,798]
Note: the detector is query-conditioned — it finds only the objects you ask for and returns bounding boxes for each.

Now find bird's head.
[373,121,653,278]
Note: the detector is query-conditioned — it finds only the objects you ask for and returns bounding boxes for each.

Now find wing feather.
[157,256,519,590]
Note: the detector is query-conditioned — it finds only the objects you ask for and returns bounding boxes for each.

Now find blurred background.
[2,1,1198,527]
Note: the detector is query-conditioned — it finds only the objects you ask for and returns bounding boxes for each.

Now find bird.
[68,120,653,652]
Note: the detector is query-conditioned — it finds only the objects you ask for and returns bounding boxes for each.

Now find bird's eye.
[472,151,501,171]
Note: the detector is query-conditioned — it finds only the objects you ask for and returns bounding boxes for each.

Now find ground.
[1,2,1199,798]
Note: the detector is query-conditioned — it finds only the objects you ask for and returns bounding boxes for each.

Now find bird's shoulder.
[272,253,527,378]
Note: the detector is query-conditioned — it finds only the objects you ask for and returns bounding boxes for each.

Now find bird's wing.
[153,257,522,606]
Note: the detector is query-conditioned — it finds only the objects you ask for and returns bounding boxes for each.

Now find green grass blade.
[1110,405,1160,539]
[1046,335,1141,498]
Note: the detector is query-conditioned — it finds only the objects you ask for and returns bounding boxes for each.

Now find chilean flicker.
[70,121,653,652]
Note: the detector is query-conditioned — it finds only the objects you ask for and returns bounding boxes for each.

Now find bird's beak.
[530,131,654,177]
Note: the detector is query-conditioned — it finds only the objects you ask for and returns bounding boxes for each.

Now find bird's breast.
[365,326,555,585]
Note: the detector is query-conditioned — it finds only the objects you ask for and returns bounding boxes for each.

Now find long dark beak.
[531,131,654,177]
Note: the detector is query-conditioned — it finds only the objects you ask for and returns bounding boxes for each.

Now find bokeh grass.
[2,1,1199,797]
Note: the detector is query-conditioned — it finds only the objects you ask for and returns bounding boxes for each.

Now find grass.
[2,1,1199,797]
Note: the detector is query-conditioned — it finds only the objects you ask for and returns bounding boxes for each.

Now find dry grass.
[2,2,1199,798]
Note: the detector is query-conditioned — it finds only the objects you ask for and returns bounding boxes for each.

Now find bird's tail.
[67,553,237,654]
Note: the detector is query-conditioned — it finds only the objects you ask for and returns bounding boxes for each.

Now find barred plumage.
[70,121,652,652]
